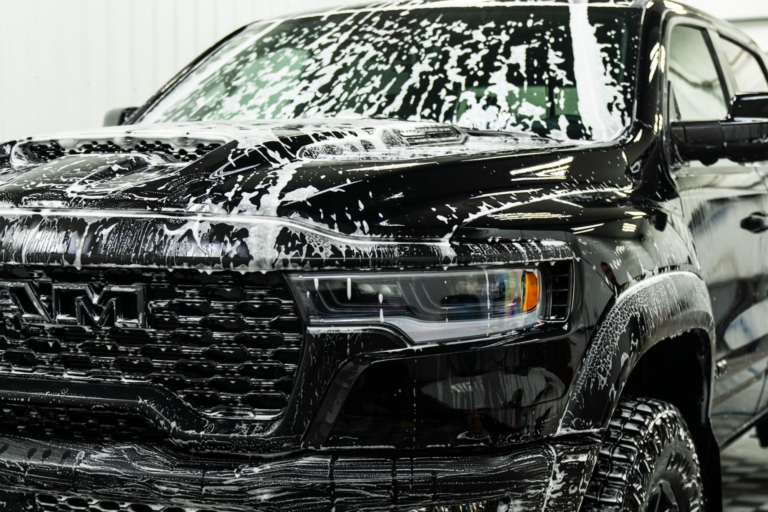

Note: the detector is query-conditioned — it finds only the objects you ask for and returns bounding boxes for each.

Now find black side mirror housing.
[671,93,768,165]
[103,107,138,127]
[0,142,14,164]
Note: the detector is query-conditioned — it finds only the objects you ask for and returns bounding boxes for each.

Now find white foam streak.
[569,0,627,141]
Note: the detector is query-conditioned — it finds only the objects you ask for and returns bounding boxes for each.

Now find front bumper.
[0,434,599,512]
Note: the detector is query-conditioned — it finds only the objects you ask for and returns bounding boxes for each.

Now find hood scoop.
[396,125,465,146]
[15,136,225,165]
[298,124,467,161]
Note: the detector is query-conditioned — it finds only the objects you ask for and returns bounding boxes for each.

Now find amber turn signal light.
[523,271,539,312]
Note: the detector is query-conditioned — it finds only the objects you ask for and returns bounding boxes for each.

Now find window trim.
[716,34,768,94]
[665,23,732,121]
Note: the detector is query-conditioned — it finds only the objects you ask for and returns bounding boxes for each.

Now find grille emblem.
[1,282,147,329]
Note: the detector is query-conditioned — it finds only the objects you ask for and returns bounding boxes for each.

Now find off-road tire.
[580,398,705,512]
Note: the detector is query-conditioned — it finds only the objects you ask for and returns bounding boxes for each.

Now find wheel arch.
[560,271,722,511]
[559,271,715,434]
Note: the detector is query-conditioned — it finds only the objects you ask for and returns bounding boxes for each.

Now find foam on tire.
[580,398,705,512]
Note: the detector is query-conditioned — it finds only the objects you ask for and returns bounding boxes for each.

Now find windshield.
[138,5,641,142]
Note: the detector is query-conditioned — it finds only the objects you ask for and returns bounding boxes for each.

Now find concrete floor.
[722,430,768,511]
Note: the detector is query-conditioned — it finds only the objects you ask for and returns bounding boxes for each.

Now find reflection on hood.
[0,119,630,270]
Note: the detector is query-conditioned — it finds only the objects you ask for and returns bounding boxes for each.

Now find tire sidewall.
[641,437,704,512]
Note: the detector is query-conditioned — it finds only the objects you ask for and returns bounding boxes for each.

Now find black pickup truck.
[1,0,768,510]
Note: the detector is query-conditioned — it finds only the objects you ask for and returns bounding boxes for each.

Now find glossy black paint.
[0,1,766,511]
[325,333,587,448]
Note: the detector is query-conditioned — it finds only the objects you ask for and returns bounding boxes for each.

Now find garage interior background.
[0,0,767,142]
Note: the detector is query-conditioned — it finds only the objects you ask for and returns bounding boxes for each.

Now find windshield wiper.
[369,114,413,122]
[462,128,552,140]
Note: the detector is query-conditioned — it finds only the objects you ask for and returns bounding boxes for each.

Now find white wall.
[0,0,360,142]
[1,0,767,142]
[685,0,768,48]
[685,0,768,20]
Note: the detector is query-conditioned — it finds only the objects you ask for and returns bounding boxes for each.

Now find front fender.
[558,271,715,434]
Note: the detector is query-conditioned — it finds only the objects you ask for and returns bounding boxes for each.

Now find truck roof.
[284,0,641,20]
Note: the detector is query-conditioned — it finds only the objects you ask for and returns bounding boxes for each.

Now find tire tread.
[580,398,704,512]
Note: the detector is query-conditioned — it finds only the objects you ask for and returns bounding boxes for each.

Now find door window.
[669,26,728,121]
[721,38,768,93]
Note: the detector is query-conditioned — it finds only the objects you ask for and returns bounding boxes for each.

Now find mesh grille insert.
[0,403,164,444]
[544,262,572,322]
[0,268,304,420]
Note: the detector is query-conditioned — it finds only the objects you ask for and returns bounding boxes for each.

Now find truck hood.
[0,119,633,269]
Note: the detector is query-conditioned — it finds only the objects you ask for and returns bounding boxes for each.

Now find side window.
[721,38,768,93]
[669,26,729,121]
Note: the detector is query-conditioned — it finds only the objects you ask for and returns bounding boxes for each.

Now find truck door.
[667,23,768,442]
[715,32,768,420]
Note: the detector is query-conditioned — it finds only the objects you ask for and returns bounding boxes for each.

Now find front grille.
[0,403,164,444]
[35,494,239,512]
[0,268,304,420]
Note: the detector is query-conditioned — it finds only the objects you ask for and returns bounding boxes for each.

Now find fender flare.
[558,271,715,435]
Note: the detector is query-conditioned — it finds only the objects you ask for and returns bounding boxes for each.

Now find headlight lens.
[288,268,542,343]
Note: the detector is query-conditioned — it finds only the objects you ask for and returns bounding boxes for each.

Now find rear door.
[667,21,768,442]
[715,32,768,419]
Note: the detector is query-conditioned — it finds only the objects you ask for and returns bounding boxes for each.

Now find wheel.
[580,398,705,512]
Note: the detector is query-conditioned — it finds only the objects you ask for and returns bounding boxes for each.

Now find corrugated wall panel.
[0,0,358,141]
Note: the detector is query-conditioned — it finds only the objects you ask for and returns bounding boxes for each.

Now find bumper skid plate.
[0,434,599,511]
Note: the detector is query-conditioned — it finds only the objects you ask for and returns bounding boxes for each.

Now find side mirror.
[0,142,13,164]
[103,107,138,127]
[671,93,768,165]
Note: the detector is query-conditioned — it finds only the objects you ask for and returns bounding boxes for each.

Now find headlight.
[288,268,542,344]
